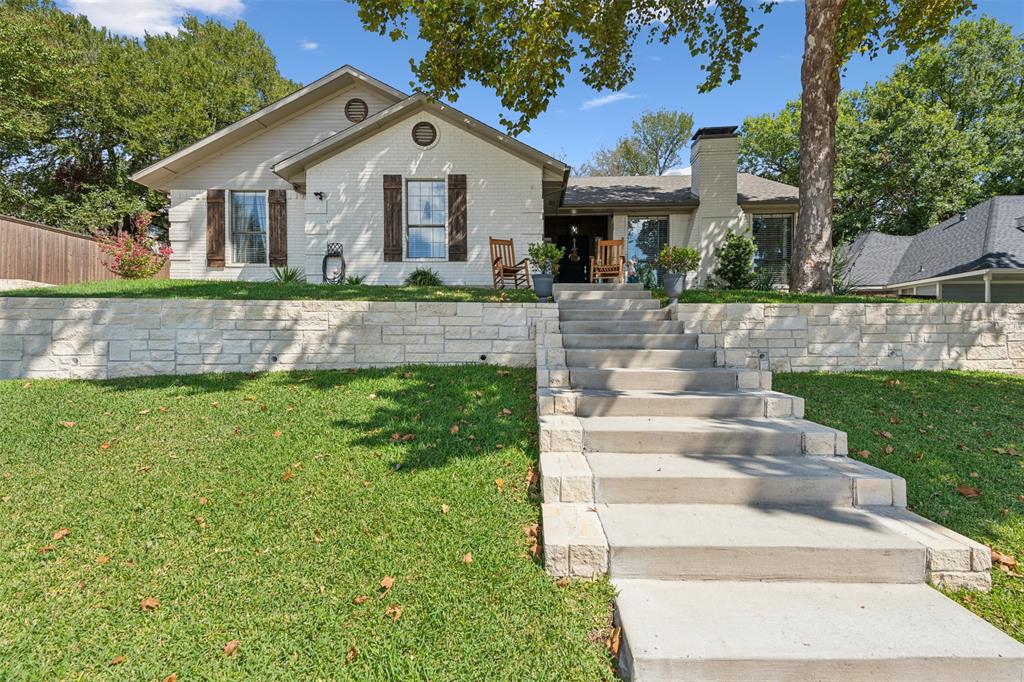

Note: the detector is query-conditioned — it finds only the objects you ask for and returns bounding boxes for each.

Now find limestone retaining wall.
[674,302,1024,373]
[0,298,558,379]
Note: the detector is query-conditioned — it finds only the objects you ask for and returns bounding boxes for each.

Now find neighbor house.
[846,195,1024,302]
[130,65,800,286]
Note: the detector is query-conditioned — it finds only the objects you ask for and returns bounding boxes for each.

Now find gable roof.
[272,93,568,185]
[130,65,406,189]
[562,173,798,208]
[847,196,1024,287]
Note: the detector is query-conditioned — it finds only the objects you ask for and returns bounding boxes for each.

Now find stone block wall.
[0,298,557,380]
[674,302,1024,373]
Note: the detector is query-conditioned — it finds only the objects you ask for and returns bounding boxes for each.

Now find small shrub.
[96,214,172,280]
[405,267,443,287]
[527,242,566,275]
[751,268,778,291]
[271,266,305,284]
[657,245,700,274]
[634,262,658,290]
[713,232,756,290]
[345,274,366,285]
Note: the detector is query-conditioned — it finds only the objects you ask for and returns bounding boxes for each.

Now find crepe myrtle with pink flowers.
[96,212,172,279]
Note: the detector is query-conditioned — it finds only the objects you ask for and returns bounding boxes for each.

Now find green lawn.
[669,288,919,304]
[0,366,614,680]
[3,279,539,303]
[774,371,1024,642]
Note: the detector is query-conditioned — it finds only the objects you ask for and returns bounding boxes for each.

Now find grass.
[0,366,614,680]
[774,370,1024,642]
[666,288,919,304]
[2,279,539,303]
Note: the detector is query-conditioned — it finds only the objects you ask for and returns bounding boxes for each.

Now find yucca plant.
[271,266,305,284]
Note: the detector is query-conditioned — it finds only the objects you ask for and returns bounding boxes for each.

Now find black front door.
[554,234,592,283]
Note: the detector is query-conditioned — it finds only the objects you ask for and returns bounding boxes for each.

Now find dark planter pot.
[662,272,686,304]
[533,273,555,300]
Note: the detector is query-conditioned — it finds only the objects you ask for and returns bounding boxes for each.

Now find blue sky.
[63,0,1023,170]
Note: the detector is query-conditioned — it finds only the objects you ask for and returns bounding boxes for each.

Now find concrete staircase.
[537,283,1024,681]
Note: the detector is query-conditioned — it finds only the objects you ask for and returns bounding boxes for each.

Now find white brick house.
[131,65,800,286]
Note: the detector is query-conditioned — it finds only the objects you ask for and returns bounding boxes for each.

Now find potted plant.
[657,245,700,303]
[527,241,566,300]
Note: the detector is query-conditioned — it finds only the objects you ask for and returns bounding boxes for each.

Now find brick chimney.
[687,126,743,284]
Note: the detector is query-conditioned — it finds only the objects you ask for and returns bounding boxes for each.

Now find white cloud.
[300,40,319,51]
[64,0,245,37]
[581,92,640,111]
[663,166,692,176]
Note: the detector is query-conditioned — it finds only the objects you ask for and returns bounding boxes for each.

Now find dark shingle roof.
[847,196,1024,287]
[563,173,799,207]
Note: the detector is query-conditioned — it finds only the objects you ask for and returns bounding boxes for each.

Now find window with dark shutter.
[206,189,225,268]
[752,214,793,283]
[268,189,287,266]
[383,175,403,262]
[345,98,368,123]
[447,174,467,262]
[411,121,437,147]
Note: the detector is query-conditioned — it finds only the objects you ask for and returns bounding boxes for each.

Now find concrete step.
[556,298,661,310]
[559,320,685,335]
[587,453,906,506]
[614,579,1024,681]
[569,367,768,392]
[561,333,698,350]
[572,388,800,418]
[553,283,644,292]
[559,308,672,322]
[555,290,653,301]
[577,416,844,456]
[565,348,716,369]
[599,504,925,582]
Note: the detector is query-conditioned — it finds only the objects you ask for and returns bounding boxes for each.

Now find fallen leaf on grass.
[956,485,981,498]
[876,430,893,440]
[353,595,369,605]
[99,442,111,451]
[273,430,283,439]
[199,496,208,505]
[38,545,55,554]
[139,596,160,611]
[379,576,395,594]
[109,656,124,666]
[138,409,151,415]
[497,370,511,376]
[97,555,110,565]
[495,478,506,492]
[164,675,177,682]
[991,548,1018,570]
[440,504,449,514]
[52,528,69,541]
[883,379,901,387]
[22,382,32,388]
[195,516,207,529]
[523,523,538,538]
[889,415,902,425]
[385,604,403,622]
[497,408,513,417]
[449,424,459,434]
[462,553,473,564]
[223,640,239,656]
[60,421,76,428]
[608,626,622,657]
[856,450,872,458]
[282,469,296,482]
[884,445,894,455]
[346,645,358,662]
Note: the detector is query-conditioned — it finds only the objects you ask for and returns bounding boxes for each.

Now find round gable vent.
[412,121,437,147]
[345,98,368,123]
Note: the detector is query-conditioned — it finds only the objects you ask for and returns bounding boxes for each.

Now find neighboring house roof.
[847,196,1024,288]
[562,173,798,208]
[272,93,568,184]
[844,231,913,288]
[130,65,406,188]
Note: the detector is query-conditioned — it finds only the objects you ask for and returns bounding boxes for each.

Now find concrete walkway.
[537,283,1024,681]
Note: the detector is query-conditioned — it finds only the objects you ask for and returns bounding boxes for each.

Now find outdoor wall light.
[314,191,326,201]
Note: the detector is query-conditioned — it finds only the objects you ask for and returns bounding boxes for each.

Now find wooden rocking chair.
[590,239,626,283]
[490,237,530,289]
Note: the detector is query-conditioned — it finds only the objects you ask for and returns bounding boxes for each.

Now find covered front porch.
[542,214,670,284]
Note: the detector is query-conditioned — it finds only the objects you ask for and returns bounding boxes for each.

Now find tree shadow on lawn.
[88,364,539,473]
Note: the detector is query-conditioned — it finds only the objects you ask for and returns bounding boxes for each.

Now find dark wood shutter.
[383,174,403,262]
[206,189,225,268]
[447,174,467,262]
[268,189,288,266]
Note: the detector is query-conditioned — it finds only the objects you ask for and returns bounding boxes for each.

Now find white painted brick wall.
[304,110,545,285]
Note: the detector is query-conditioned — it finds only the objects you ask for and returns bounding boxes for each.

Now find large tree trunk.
[791,0,844,293]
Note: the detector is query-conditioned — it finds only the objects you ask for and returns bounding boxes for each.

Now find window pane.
[407,180,445,226]
[408,227,445,258]
[752,214,793,282]
[230,191,267,264]
[626,216,669,284]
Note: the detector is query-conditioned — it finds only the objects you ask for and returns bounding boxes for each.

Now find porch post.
[983,272,992,303]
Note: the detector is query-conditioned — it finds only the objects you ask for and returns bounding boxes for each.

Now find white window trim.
[405,178,448,261]
[226,190,270,267]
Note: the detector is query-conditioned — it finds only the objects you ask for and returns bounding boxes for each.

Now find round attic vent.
[412,121,437,147]
[344,98,368,123]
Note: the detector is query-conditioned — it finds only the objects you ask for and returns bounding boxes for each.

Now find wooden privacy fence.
[0,214,169,285]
